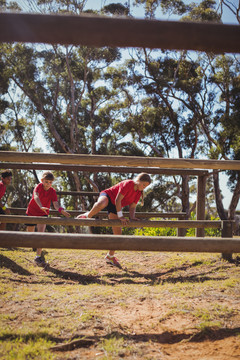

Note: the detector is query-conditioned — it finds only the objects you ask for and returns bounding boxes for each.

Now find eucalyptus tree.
[206,54,240,220]
[0,1,132,212]
[117,0,220,217]
[120,0,240,218]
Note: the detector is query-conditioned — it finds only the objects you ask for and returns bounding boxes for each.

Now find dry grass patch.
[0,248,239,359]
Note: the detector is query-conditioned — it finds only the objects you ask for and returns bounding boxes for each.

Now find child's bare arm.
[129,203,139,220]
[34,192,48,214]
[53,201,71,217]
[115,193,128,225]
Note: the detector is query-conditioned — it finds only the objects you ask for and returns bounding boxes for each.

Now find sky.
[11,0,240,210]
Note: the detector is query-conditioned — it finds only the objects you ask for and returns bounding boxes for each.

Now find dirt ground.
[0,248,240,359]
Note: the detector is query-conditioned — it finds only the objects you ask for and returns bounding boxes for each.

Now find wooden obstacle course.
[0,151,214,237]
[0,162,209,176]
[0,215,224,228]
[0,12,239,263]
[0,231,239,253]
[1,151,240,170]
[7,208,187,219]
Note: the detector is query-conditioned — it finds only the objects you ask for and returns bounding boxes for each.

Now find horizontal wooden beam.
[0,162,208,176]
[0,13,240,54]
[0,215,223,228]
[1,152,240,170]
[0,231,239,253]
[8,208,186,219]
[57,191,99,196]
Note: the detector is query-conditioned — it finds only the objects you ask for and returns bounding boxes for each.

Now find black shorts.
[25,214,48,227]
[99,192,117,215]
[0,207,6,215]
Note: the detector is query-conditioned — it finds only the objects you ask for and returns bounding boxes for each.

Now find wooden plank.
[221,221,233,261]
[57,191,99,196]
[1,151,240,170]
[0,162,209,176]
[0,215,222,228]
[196,175,207,237]
[0,13,240,54]
[0,231,239,253]
[7,208,186,219]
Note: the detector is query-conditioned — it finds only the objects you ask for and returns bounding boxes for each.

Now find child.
[77,173,151,268]
[0,170,12,230]
[26,171,70,267]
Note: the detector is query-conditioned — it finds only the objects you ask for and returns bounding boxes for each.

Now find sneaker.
[105,254,122,268]
[34,256,47,267]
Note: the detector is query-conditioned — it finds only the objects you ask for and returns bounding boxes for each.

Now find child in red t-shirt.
[0,170,12,230]
[77,173,151,268]
[26,171,70,267]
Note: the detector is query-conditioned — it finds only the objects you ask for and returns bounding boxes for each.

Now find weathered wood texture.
[196,175,207,237]
[0,13,240,54]
[8,208,186,219]
[0,215,223,228]
[221,220,234,261]
[0,162,208,176]
[57,191,99,196]
[0,231,239,253]
[1,151,240,170]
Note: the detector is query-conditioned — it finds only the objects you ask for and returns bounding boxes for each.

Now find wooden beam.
[0,13,240,54]
[8,208,186,219]
[0,215,223,228]
[0,231,239,253]
[196,175,207,237]
[0,162,209,176]
[221,220,233,261]
[1,151,240,170]
[57,191,99,196]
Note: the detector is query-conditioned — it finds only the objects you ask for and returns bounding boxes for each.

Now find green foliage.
[184,213,221,237]
[101,335,126,359]
[161,0,191,15]
[182,0,221,22]
[135,224,177,237]
[0,330,55,360]
[102,3,129,16]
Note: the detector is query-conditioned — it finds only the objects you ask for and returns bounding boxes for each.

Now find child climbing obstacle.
[26,171,70,267]
[77,173,151,268]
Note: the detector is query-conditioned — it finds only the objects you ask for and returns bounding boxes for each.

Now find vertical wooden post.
[177,219,186,237]
[196,175,206,237]
[221,220,233,261]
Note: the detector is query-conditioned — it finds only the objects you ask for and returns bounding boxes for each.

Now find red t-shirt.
[0,181,6,201]
[102,180,142,208]
[26,183,58,216]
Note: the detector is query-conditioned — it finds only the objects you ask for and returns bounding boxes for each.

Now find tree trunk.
[213,170,227,220]
[228,176,240,220]
[181,175,190,218]
[178,174,190,236]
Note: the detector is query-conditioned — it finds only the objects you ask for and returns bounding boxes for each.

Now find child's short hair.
[42,171,54,181]
[135,173,151,184]
[134,173,151,206]
[1,170,12,179]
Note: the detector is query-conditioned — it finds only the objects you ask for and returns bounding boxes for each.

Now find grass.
[0,248,240,359]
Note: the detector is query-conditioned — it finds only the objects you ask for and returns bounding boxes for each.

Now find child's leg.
[27,225,35,233]
[27,225,37,253]
[36,223,46,256]
[108,212,122,256]
[77,196,109,218]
